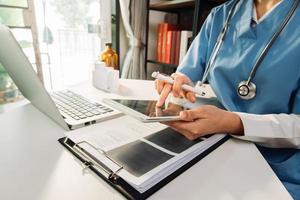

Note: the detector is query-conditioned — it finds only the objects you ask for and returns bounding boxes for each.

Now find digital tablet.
[103,99,188,122]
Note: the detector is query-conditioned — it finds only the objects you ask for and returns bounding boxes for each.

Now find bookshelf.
[149,0,195,11]
[147,60,178,69]
[144,0,226,77]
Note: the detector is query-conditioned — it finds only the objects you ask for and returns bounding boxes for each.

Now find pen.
[151,71,206,96]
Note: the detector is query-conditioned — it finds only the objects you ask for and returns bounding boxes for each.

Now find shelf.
[147,60,178,69]
[150,0,195,12]
[145,0,227,78]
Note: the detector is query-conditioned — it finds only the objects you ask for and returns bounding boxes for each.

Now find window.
[35,0,111,90]
[0,0,112,104]
[0,0,42,103]
[0,0,28,7]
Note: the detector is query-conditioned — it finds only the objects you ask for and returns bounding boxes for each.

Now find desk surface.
[0,79,292,200]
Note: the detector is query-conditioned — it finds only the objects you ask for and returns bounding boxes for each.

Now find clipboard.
[58,134,229,200]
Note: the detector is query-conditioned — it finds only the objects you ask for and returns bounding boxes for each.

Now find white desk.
[0,79,292,200]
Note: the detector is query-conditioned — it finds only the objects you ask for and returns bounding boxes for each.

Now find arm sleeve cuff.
[234,112,300,139]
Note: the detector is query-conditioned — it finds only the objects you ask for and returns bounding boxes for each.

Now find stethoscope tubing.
[200,0,241,85]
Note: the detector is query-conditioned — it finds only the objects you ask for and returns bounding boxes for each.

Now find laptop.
[0,24,122,130]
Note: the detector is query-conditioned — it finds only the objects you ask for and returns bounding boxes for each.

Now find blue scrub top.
[177,0,300,198]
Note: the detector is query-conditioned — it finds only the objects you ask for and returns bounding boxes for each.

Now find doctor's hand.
[164,105,244,140]
[155,73,196,107]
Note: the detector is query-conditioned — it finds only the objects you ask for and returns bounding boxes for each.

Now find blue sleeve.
[176,9,216,82]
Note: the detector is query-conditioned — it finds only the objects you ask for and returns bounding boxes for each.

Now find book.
[161,23,179,63]
[156,24,163,62]
[165,31,173,64]
[170,31,178,65]
[179,30,193,64]
[174,31,181,65]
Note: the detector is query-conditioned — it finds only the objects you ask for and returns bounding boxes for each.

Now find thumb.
[179,109,203,121]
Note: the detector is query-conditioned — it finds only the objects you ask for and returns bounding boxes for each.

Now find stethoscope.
[199,0,299,100]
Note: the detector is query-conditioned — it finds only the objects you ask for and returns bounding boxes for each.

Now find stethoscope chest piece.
[237,81,256,100]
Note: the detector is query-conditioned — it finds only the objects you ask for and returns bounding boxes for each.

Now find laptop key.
[91,110,101,115]
[86,112,94,117]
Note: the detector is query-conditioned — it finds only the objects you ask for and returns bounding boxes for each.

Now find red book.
[175,31,181,65]
[165,31,173,64]
[156,24,163,62]
[169,31,178,64]
[161,23,179,63]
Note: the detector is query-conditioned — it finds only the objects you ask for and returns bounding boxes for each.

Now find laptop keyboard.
[51,90,114,120]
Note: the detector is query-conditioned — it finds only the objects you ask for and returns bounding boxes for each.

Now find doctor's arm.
[234,112,300,148]
[166,105,300,148]
[167,87,300,148]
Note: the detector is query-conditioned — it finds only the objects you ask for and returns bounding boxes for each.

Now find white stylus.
[151,71,206,96]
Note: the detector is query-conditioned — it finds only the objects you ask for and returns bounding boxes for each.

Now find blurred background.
[0,0,113,105]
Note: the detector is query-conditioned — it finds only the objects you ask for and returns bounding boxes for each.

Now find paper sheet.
[66,115,166,151]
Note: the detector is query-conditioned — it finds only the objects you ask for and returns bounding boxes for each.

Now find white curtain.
[119,0,146,79]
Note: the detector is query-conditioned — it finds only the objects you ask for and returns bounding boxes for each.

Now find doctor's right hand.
[155,73,196,107]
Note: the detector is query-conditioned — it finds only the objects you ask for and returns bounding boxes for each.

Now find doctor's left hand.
[164,105,244,140]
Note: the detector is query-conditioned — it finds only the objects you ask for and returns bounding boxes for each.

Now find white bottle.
[92,61,119,92]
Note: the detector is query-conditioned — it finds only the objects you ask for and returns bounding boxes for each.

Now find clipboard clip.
[72,158,94,175]
[64,138,123,181]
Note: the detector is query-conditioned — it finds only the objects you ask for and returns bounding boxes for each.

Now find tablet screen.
[112,99,186,118]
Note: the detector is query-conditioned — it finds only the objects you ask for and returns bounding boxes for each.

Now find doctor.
[155,0,300,198]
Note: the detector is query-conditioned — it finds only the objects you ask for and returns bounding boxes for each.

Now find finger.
[162,120,184,128]
[179,90,187,99]
[186,92,196,102]
[166,119,208,139]
[168,124,199,140]
[174,120,207,136]
[155,106,163,116]
[162,120,175,126]
[167,120,191,129]
[155,79,165,94]
[178,90,196,102]
[172,76,186,98]
[156,84,172,107]
[179,111,193,121]
[179,108,205,121]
